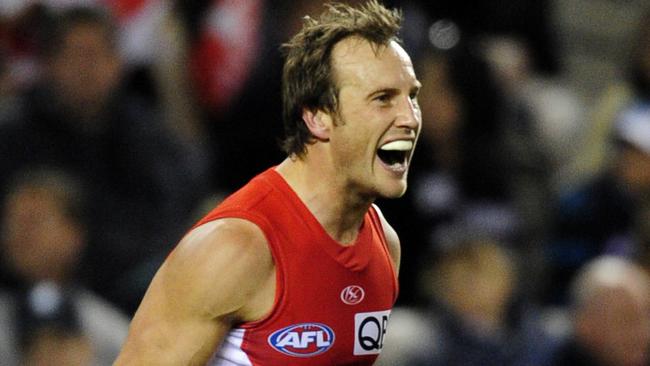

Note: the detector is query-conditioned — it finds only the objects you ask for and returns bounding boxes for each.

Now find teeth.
[379,140,413,151]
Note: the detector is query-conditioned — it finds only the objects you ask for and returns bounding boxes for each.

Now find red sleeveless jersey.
[196,168,399,366]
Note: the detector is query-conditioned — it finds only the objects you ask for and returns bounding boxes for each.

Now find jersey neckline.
[262,167,373,271]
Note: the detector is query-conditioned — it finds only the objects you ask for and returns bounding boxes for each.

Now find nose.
[394,95,421,131]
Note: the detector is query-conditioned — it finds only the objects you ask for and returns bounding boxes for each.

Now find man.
[0,168,129,365]
[115,1,421,365]
[550,256,650,366]
[0,6,209,313]
[544,102,650,305]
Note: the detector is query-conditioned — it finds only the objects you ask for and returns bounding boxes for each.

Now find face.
[1,187,83,282]
[49,23,121,115]
[323,37,421,199]
[418,56,462,147]
[435,243,515,329]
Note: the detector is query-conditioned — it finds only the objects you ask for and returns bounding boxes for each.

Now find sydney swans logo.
[340,285,365,305]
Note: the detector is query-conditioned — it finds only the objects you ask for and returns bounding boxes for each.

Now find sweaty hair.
[280,0,402,157]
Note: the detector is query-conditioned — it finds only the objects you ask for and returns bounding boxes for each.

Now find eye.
[375,93,391,103]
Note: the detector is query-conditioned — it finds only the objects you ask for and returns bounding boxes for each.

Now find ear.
[303,108,332,141]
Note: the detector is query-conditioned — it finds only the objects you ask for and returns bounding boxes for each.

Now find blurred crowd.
[1,0,650,365]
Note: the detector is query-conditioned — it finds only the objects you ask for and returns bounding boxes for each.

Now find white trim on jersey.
[208,328,253,366]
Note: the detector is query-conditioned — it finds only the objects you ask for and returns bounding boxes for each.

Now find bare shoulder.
[372,204,401,274]
[115,218,275,365]
[170,218,272,275]
[165,218,274,317]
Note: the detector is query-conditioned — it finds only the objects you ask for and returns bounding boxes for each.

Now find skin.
[115,37,420,365]
[23,329,94,366]
[576,286,650,366]
[615,147,650,197]
[48,22,122,127]
[2,187,84,283]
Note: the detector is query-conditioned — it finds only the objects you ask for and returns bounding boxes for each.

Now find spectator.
[381,238,557,365]
[570,8,650,184]
[544,102,650,304]
[0,168,129,366]
[0,6,209,313]
[550,256,650,366]
[179,0,283,191]
[481,34,585,193]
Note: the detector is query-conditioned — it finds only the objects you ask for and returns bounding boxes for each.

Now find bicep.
[115,219,273,365]
[115,265,230,365]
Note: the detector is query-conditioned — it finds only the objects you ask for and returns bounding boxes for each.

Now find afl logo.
[341,285,365,305]
[268,323,335,357]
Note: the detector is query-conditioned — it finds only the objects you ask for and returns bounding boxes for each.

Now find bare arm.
[373,204,401,275]
[114,218,275,365]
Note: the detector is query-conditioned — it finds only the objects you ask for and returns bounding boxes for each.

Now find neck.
[275,156,373,245]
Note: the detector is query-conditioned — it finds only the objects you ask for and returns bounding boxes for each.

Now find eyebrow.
[366,82,422,101]
[366,88,400,101]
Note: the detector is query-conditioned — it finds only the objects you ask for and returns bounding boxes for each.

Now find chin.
[377,181,408,199]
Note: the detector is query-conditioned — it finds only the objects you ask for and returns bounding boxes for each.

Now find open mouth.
[377,140,413,171]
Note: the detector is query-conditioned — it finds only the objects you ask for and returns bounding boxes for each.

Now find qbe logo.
[268,323,335,357]
[354,310,391,355]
